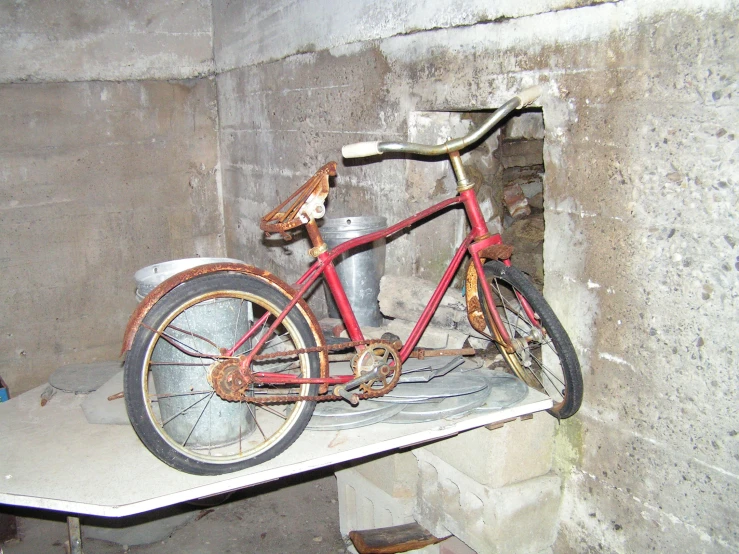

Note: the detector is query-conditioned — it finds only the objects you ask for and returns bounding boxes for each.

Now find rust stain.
[465,261,487,334]
[120,263,328,384]
[479,243,514,261]
[260,162,336,241]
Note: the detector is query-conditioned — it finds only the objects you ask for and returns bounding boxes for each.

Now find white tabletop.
[0,382,551,517]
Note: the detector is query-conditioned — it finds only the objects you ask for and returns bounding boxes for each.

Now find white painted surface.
[0,383,551,518]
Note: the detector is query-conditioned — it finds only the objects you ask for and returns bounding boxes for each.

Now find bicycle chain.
[234,339,402,404]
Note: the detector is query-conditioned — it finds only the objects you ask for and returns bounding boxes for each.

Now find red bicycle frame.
[230,186,519,387]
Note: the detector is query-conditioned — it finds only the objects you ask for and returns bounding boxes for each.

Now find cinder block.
[421,412,555,488]
[413,449,561,554]
[336,467,416,538]
[386,319,468,350]
[505,113,545,141]
[439,536,478,554]
[337,467,444,554]
[352,451,420,499]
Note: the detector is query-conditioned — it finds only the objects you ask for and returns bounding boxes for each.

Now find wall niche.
[406,109,546,289]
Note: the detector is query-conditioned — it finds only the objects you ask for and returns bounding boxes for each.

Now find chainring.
[350,343,402,396]
[208,339,402,404]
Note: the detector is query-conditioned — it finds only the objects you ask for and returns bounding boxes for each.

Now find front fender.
[120,262,328,387]
[465,241,515,336]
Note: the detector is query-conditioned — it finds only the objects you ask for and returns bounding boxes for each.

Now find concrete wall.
[0,0,213,83]
[0,1,223,395]
[214,0,739,552]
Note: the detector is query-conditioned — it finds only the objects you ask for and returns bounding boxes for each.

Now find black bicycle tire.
[479,260,583,419]
[124,272,320,475]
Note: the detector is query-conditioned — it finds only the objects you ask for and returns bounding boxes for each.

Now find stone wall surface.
[214,0,739,552]
[0,0,213,83]
[1,0,222,395]
[0,78,223,395]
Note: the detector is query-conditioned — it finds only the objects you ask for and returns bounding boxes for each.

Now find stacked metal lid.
[307,356,528,431]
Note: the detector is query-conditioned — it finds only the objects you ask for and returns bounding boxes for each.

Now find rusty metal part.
[465,260,488,335]
[260,162,336,238]
[234,340,402,404]
[306,219,329,257]
[308,243,328,257]
[479,243,514,261]
[327,346,476,362]
[120,262,329,392]
[107,391,124,401]
[463,238,513,336]
[410,347,476,360]
[211,359,251,402]
[354,344,402,396]
[464,260,516,353]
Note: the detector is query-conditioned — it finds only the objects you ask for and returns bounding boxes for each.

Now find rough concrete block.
[352,452,420,499]
[385,319,469,350]
[379,275,487,341]
[421,412,555,488]
[439,536,478,554]
[505,112,545,141]
[336,467,416,538]
[414,449,561,554]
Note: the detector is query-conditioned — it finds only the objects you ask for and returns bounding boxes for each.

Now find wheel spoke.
[247,402,267,440]
[167,324,219,351]
[142,323,217,359]
[478,262,582,419]
[161,392,212,427]
[181,392,216,447]
[127,274,320,475]
[256,404,289,420]
[183,309,209,381]
[149,390,213,400]
[529,349,567,391]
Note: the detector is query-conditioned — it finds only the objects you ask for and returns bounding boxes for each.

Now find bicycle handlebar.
[342,85,542,159]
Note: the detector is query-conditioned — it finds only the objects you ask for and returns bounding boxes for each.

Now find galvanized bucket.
[134,257,244,301]
[134,258,255,447]
[320,216,387,327]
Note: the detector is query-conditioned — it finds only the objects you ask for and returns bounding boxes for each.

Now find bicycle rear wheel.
[479,261,582,418]
[124,272,320,475]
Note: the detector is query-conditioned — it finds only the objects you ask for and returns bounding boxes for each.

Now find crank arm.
[333,366,384,405]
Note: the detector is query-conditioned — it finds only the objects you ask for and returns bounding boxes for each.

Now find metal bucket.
[134,257,244,301]
[321,216,387,327]
[134,258,255,447]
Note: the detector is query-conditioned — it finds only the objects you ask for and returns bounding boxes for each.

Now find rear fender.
[120,262,329,389]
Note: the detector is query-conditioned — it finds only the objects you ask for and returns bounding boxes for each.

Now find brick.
[421,412,555,488]
[500,139,544,169]
[503,184,531,219]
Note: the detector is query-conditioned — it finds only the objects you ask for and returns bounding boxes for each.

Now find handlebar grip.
[342,141,382,158]
[516,85,542,107]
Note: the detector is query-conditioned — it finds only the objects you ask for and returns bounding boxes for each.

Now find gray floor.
[1,470,349,553]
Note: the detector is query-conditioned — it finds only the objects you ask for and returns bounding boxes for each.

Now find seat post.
[305,219,328,257]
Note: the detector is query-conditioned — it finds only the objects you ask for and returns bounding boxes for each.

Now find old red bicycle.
[121,86,582,475]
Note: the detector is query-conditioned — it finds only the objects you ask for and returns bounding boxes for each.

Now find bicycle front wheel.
[479,261,582,418]
[124,272,320,475]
